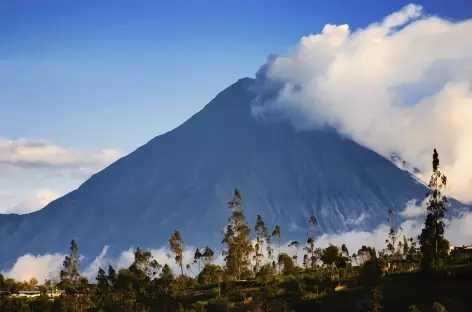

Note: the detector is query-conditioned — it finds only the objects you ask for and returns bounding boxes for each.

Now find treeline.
[0,149,470,312]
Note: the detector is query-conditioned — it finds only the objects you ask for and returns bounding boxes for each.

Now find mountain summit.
[0,78,433,267]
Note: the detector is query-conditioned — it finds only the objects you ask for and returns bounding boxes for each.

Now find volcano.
[0,77,443,267]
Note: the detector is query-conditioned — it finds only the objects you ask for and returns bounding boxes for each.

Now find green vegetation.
[0,150,471,311]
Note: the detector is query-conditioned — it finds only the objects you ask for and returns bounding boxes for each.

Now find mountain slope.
[0,78,438,267]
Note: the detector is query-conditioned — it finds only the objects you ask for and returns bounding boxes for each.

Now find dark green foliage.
[303,216,319,269]
[278,253,296,274]
[0,273,5,291]
[202,246,215,265]
[2,170,468,312]
[228,291,246,302]
[198,264,223,285]
[59,239,81,291]
[256,263,276,284]
[432,302,448,312]
[288,240,300,262]
[419,149,449,271]
[409,305,420,312]
[206,299,230,312]
[222,189,253,280]
[320,244,342,268]
[169,230,184,276]
[254,214,270,273]
[193,248,203,272]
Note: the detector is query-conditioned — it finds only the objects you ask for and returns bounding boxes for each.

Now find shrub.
[432,302,448,312]
[192,301,206,312]
[408,305,420,312]
[206,299,230,312]
[228,292,246,302]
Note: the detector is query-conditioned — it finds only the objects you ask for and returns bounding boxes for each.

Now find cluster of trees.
[0,276,40,293]
[0,150,464,311]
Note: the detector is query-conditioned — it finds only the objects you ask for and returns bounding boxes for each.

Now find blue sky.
[0,0,471,213]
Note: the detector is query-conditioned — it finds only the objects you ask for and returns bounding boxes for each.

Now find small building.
[449,245,472,255]
[11,290,41,298]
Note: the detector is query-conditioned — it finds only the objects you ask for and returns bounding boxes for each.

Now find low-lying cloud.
[2,253,65,283]
[3,206,472,283]
[399,198,428,218]
[252,4,472,203]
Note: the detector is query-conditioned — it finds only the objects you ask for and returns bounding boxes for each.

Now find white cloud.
[399,198,428,218]
[444,211,472,246]
[2,253,65,283]
[382,3,422,29]
[0,190,14,199]
[82,246,110,280]
[0,138,122,179]
[345,212,368,225]
[253,4,472,203]
[2,188,61,214]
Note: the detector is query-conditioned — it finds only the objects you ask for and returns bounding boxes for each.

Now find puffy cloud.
[399,198,428,218]
[2,188,61,214]
[0,138,122,179]
[253,4,472,203]
[2,253,65,283]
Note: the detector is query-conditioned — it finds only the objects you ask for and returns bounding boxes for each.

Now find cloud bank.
[253,4,472,202]
[3,206,472,282]
[2,253,65,283]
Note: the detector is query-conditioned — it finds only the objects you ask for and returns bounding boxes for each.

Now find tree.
[272,224,281,250]
[359,250,383,312]
[419,149,449,271]
[321,244,341,268]
[289,240,300,262]
[96,268,108,292]
[357,246,376,264]
[202,246,214,265]
[432,302,448,312]
[277,253,295,274]
[169,230,184,276]
[193,248,203,272]
[107,265,117,287]
[303,216,318,269]
[198,264,223,285]
[95,267,109,307]
[0,273,4,290]
[222,189,253,280]
[132,247,162,278]
[256,263,276,285]
[271,224,282,271]
[341,244,349,258]
[158,264,174,294]
[60,239,81,290]
[385,208,403,260]
[254,215,270,273]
